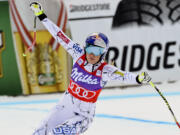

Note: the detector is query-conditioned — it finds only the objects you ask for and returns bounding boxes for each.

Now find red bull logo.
[95,34,100,39]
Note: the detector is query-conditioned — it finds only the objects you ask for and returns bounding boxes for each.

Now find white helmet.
[85,32,109,59]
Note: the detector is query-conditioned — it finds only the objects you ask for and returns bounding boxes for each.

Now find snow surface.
[0,81,180,135]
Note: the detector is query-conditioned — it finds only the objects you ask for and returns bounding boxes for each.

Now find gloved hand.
[30,2,44,16]
[137,72,151,84]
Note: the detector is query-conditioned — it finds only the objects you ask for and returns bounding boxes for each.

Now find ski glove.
[30,2,44,16]
[30,2,47,21]
[137,72,151,84]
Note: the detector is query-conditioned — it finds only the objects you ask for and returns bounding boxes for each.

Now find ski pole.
[23,16,37,56]
[149,81,180,128]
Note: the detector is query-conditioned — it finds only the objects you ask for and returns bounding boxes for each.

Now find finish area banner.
[65,0,180,86]
[10,0,70,94]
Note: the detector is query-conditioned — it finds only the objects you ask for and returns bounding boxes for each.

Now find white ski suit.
[32,18,139,135]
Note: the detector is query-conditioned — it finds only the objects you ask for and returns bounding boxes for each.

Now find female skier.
[30,2,151,135]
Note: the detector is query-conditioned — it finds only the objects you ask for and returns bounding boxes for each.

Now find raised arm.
[102,64,138,84]
[102,64,151,85]
[41,18,84,59]
[30,2,84,60]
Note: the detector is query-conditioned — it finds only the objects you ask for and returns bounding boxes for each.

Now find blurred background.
[0,0,180,134]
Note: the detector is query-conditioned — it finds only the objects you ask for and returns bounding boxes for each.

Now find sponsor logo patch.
[57,31,70,44]
[96,70,101,76]
[73,43,83,53]
[77,58,83,65]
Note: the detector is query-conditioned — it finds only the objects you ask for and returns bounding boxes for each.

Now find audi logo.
[69,80,96,99]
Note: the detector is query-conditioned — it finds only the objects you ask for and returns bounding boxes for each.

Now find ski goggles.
[85,45,105,56]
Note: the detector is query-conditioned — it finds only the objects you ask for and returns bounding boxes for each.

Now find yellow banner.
[14,31,69,94]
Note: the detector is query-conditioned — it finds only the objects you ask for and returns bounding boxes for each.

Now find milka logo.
[71,68,98,84]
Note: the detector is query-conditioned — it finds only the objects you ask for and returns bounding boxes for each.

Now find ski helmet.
[85,32,109,59]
